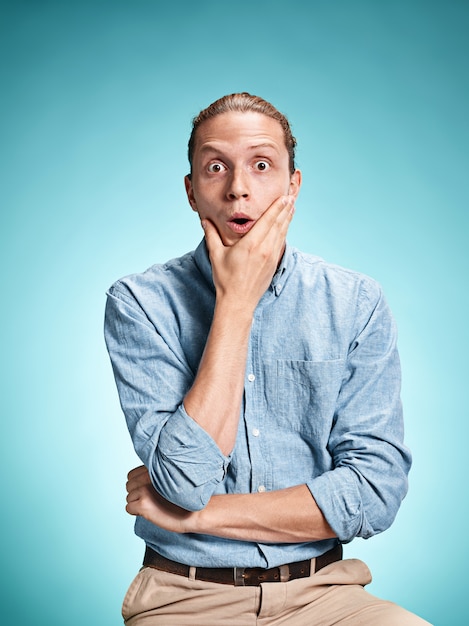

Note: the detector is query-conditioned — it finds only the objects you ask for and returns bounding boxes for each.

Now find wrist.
[185,506,206,535]
[214,295,256,324]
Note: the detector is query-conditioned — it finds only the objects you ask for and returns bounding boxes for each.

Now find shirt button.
[252,428,260,437]
[277,284,282,292]
[258,485,266,493]
[247,373,256,382]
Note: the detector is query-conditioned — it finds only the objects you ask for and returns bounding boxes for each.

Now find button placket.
[246,308,268,497]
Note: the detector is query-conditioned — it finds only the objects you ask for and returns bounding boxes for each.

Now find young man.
[105,93,430,625]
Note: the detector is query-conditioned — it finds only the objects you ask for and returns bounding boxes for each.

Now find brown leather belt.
[143,543,342,586]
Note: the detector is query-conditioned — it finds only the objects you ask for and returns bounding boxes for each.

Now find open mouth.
[227,214,255,235]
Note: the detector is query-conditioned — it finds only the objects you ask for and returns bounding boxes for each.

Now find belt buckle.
[234,567,246,586]
[234,564,291,585]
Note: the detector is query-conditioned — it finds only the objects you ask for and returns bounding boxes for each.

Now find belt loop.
[188,566,196,580]
[279,564,290,582]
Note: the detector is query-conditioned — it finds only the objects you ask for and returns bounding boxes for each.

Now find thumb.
[201,219,223,254]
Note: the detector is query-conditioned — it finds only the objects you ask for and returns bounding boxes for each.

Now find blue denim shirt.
[104,240,411,568]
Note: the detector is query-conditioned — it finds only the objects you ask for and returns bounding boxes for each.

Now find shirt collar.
[193,238,215,291]
[193,238,294,297]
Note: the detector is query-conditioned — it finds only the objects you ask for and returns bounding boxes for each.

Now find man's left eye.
[254,161,269,171]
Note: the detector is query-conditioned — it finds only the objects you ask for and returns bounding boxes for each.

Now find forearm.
[193,484,335,543]
[126,467,335,543]
[184,298,254,456]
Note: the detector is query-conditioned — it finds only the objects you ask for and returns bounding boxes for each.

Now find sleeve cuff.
[148,404,231,510]
[307,468,374,542]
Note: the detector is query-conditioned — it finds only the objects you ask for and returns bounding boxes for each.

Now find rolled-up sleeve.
[307,281,412,542]
[104,282,230,511]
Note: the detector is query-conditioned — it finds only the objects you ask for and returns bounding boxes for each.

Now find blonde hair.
[188,93,297,175]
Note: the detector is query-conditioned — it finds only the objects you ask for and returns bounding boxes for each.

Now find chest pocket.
[273,359,344,438]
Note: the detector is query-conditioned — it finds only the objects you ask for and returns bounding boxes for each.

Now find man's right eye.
[207,162,226,173]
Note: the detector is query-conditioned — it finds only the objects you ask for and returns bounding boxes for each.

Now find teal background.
[1,1,467,624]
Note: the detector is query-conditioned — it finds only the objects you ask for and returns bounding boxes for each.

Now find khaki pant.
[122,558,431,625]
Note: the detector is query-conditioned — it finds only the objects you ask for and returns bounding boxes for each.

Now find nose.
[226,168,249,200]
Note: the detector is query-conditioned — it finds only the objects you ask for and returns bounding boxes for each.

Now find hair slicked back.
[187,93,297,175]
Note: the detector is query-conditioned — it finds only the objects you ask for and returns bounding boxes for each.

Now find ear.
[184,175,199,212]
[288,169,302,199]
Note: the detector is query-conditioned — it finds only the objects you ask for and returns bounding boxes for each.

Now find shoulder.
[107,249,197,299]
[106,249,203,321]
[290,247,383,304]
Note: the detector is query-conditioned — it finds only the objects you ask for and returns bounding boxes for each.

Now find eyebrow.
[198,142,281,156]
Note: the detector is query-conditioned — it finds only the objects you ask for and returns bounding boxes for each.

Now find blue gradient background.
[1,1,467,624]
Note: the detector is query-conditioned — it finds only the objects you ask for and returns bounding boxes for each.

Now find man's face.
[185,111,301,246]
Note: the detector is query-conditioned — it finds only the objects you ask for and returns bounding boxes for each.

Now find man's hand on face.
[202,194,295,314]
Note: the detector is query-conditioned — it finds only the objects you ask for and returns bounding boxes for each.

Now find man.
[105,93,430,625]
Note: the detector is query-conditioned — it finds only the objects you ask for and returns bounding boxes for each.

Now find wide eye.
[207,162,226,173]
[254,161,270,171]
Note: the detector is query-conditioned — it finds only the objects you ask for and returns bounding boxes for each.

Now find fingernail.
[201,219,206,230]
